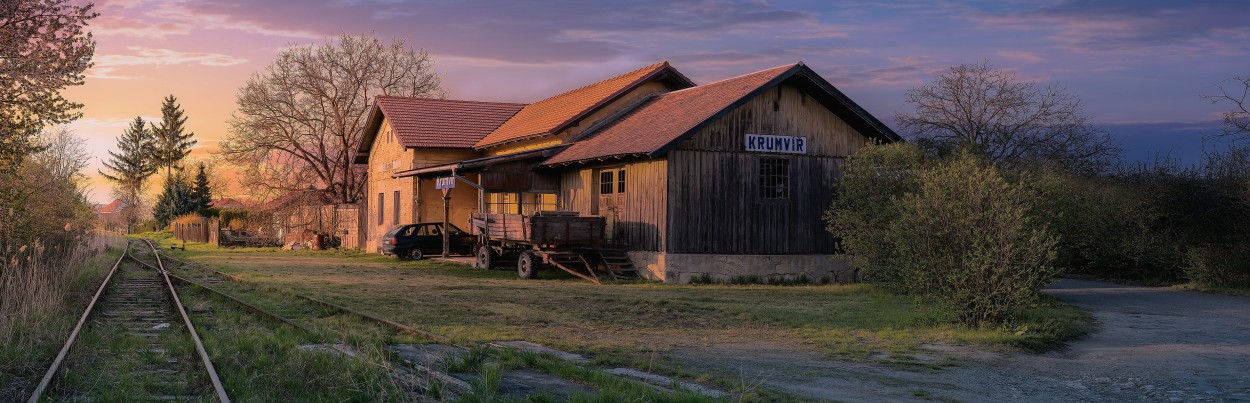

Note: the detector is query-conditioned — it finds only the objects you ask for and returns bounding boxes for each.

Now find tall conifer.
[99,116,157,232]
[192,162,213,214]
[153,170,196,228]
[152,95,196,180]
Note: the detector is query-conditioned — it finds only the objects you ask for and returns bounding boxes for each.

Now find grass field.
[146,232,1090,394]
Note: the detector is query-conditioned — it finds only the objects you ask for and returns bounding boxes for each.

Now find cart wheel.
[517,251,538,279]
[477,246,496,269]
[408,248,424,260]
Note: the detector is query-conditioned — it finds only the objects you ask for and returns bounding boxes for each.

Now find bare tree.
[1203,76,1250,140]
[34,126,90,185]
[0,0,96,170]
[221,34,444,204]
[898,61,1119,173]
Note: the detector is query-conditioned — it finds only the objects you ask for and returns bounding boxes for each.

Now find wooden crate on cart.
[470,212,635,284]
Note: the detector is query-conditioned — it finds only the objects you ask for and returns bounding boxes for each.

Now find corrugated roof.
[374,96,526,149]
[473,61,690,149]
[544,64,797,165]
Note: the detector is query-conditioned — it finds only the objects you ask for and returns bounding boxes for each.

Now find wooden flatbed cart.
[469,211,639,284]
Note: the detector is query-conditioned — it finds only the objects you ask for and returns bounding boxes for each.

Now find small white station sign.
[435,176,456,190]
[744,133,808,154]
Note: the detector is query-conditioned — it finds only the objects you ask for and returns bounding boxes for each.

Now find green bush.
[828,146,1060,326]
[825,142,924,285]
[219,209,250,229]
[1033,170,1185,282]
[1186,244,1250,288]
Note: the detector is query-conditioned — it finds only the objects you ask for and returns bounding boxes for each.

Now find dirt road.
[672,279,1250,402]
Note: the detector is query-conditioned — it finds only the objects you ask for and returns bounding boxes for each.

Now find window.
[599,171,614,195]
[485,192,520,214]
[759,157,790,199]
[484,193,557,214]
[599,167,625,195]
[377,193,384,225]
[393,191,400,224]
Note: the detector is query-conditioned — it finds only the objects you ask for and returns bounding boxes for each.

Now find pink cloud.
[997,50,1043,63]
[91,15,192,38]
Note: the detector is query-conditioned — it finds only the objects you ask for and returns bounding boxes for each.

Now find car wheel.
[476,246,496,269]
[517,250,538,279]
[408,248,424,260]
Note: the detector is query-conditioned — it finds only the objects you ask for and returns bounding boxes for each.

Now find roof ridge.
[530,61,669,103]
[664,63,800,96]
[473,60,688,149]
[375,96,527,107]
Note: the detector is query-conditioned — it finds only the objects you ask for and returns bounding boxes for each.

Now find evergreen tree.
[153,171,197,228]
[152,95,196,181]
[99,117,157,233]
[191,162,213,215]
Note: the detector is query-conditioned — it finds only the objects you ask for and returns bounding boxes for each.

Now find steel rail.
[138,239,231,403]
[26,242,130,403]
[150,248,450,341]
[128,254,311,333]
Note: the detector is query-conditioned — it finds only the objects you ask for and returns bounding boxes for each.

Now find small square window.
[759,158,790,199]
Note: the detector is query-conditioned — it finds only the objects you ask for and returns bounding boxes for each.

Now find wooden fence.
[169,204,364,250]
[171,218,217,243]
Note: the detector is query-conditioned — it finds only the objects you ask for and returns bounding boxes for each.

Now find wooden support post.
[442,188,451,258]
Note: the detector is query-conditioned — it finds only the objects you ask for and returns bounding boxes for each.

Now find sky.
[65,0,1250,203]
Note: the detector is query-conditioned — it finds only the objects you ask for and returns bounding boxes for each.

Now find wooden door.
[596,167,626,216]
[596,167,626,241]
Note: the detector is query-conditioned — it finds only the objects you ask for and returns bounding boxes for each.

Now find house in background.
[357,61,900,283]
[95,199,128,232]
[210,198,246,211]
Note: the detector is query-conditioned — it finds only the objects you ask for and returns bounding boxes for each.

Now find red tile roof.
[544,64,797,165]
[211,198,246,210]
[473,61,692,149]
[257,188,333,212]
[375,96,526,149]
[97,199,124,214]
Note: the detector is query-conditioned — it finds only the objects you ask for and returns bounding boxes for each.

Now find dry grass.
[0,233,122,337]
[0,233,124,400]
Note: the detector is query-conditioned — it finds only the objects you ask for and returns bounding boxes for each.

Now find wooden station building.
[356,61,900,283]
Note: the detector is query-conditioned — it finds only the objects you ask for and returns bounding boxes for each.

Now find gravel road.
[672,279,1250,402]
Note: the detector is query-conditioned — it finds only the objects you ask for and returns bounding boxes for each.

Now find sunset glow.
[70,0,1250,202]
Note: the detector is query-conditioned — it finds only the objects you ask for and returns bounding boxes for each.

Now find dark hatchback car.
[381,222,475,259]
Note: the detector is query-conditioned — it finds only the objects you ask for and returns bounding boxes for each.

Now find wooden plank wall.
[666,81,866,255]
[557,159,667,251]
[667,150,841,254]
[677,82,868,156]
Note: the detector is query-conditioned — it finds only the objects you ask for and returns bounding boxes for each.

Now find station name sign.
[744,134,808,154]
[435,176,456,190]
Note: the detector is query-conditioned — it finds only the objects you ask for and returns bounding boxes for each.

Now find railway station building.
[356,61,901,283]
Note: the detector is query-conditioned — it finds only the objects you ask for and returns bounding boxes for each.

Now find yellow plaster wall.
[365,120,414,252]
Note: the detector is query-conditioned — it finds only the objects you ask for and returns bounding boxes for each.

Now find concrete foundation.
[626,252,857,284]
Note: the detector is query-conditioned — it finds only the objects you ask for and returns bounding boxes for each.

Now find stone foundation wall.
[625,252,857,284]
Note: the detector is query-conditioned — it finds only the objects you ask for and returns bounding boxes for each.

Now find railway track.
[28,240,230,403]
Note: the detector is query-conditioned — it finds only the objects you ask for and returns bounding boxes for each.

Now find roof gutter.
[391,145,568,178]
